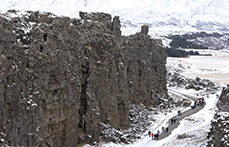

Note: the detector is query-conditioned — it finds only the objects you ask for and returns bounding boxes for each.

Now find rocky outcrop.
[207,85,229,147]
[0,10,167,146]
[167,72,220,92]
[217,85,229,112]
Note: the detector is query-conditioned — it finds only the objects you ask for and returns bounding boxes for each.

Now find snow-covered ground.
[93,89,219,147]
[84,49,229,147]
[167,49,229,86]
[1,0,229,36]
[125,89,220,147]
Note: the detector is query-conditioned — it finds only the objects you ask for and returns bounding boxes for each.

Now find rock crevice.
[0,10,167,146]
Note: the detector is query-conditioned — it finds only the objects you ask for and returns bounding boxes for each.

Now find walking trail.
[157,89,205,140]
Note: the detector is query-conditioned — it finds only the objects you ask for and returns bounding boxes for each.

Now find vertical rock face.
[0,10,167,146]
[141,25,149,35]
[216,85,229,112]
[123,32,167,106]
[207,85,229,147]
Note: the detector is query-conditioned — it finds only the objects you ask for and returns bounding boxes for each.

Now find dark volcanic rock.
[0,10,167,146]
[207,85,229,147]
[217,85,229,112]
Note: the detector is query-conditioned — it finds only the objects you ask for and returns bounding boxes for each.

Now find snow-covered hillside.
[0,0,229,36]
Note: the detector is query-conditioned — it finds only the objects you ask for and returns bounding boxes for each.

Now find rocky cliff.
[0,10,167,146]
[207,85,229,147]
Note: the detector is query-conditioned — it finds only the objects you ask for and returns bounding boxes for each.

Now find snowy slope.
[0,0,229,35]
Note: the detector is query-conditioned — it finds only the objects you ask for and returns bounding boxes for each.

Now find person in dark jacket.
[148,130,151,138]
[171,118,174,124]
[157,130,160,135]
[157,130,160,139]
[166,127,169,133]
[155,133,158,140]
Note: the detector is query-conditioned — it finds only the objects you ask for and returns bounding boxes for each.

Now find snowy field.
[167,49,229,86]
[85,49,229,147]
[182,55,229,86]
[1,0,229,36]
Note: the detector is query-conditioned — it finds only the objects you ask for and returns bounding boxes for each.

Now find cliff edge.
[0,10,167,146]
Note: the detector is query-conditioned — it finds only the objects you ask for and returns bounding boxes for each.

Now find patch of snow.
[31,103,38,107]
[218,112,229,118]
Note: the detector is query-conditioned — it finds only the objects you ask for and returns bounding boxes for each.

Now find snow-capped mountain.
[0,0,229,36]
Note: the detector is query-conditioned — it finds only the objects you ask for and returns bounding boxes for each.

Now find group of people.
[148,126,169,140]
[197,97,205,106]
[162,126,169,133]
[148,130,160,140]
[191,97,205,109]
[170,117,177,124]
[147,94,209,141]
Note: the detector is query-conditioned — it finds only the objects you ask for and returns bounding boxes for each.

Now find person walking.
[166,127,169,133]
[155,133,158,140]
[157,130,160,135]
[151,133,154,140]
[178,110,181,116]
[148,130,151,138]
[162,126,165,132]
[171,118,174,124]
[157,130,160,139]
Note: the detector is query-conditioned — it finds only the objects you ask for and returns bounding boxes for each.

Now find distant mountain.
[0,0,229,35]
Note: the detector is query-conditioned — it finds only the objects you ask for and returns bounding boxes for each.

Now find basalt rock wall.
[207,85,229,147]
[0,10,167,146]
